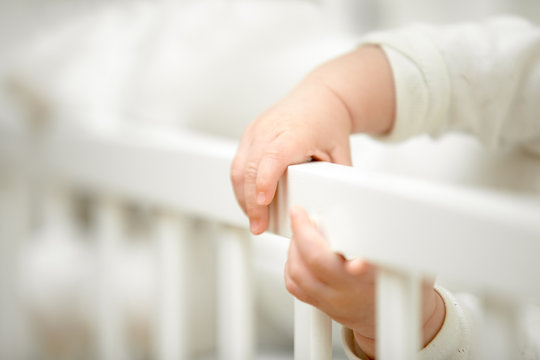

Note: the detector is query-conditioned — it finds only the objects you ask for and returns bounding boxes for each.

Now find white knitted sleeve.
[360,17,540,154]
[341,286,474,360]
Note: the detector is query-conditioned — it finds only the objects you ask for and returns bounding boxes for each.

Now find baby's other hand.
[284,206,445,359]
[285,206,377,339]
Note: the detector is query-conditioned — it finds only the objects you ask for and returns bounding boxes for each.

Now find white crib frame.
[1,124,540,360]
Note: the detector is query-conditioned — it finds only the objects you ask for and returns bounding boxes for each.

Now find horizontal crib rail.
[3,125,540,300]
[280,162,540,303]
[3,124,540,360]
[25,126,247,228]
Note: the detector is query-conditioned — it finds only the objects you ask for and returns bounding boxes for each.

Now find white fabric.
[4,5,540,359]
[342,287,473,360]
[366,16,540,154]
[343,285,540,360]
[343,16,540,359]
[1,1,348,139]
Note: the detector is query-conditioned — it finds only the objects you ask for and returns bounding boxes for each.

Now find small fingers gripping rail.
[1,124,540,360]
[272,160,540,360]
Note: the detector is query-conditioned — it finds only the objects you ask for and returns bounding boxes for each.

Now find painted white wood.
[4,123,540,360]
[376,268,421,360]
[0,177,30,360]
[286,162,540,303]
[27,125,540,300]
[310,306,333,360]
[154,212,190,360]
[96,198,126,360]
[293,300,333,360]
[294,299,311,360]
[217,225,254,360]
[0,123,46,359]
[271,173,333,360]
[40,126,247,228]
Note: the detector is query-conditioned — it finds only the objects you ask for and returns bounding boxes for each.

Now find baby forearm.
[301,45,396,136]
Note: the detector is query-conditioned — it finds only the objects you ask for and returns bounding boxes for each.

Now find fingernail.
[256,192,266,205]
[289,205,300,217]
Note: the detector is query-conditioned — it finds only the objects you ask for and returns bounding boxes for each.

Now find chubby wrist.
[422,289,446,347]
[353,289,445,359]
[353,331,376,359]
[305,45,395,137]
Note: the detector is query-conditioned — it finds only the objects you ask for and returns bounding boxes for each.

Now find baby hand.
[230,46,396,235]
[230,82,353,235]
[284,206,445,358]
[285,206,377,339]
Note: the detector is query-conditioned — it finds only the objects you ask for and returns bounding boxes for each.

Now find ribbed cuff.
[358,26,451,142]
[341,286,472,360]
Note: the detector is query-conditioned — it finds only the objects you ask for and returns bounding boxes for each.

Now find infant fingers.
[230,130,256,215]
[289,206,349,287]
[243,158,269,234]
[241,139,309,234]
[230,158,247,215]
[255,139,311,206]
[284,240,328,307]
[231,129,271,234]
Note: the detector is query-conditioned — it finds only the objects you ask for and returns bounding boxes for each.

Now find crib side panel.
[285,162,540,303]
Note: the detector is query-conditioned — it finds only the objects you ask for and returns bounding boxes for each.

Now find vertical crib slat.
[376,268,421,360]
[44,190,70,231]
[96,198,126,360]
[272,171,334,360]
[155,213,189,360]
[310,304,332,360]
[217,226,254,360]
[294,297,333,360]
[294,300,311,360]
[0,184,12,360]
[0,179,29,360]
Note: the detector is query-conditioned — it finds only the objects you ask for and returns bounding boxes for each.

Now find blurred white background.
[2,0,539,139]
[1,1,539,360]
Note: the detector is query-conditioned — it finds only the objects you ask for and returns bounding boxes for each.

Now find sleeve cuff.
[341,326,372,360]
[358,26,451,142]
[341,286,472,360]
[420,286,472,360]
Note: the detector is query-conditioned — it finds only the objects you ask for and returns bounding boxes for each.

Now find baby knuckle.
[244,161,258,181]
[262,147,284,162]
[305,251,325,270]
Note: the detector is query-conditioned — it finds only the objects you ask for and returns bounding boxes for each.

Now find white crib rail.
[41,127,254,360]
[270,161,540,360]
[278,161,540,301]
[39,127,246,228]
[2,124,540,359]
